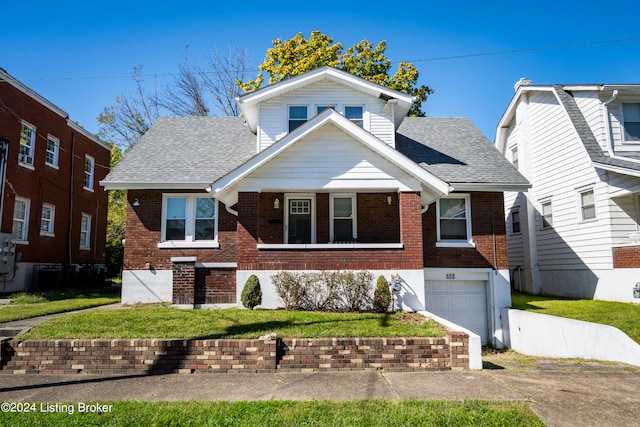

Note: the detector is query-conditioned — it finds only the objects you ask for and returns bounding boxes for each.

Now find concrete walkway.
[2,305,639,426]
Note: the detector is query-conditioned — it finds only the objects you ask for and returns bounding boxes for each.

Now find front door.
[287,198,312,244]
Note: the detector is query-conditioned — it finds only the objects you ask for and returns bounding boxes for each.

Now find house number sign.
[445,273,455,280]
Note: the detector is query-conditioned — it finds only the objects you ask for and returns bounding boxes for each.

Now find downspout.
[67,131,75,265]
[0,137,9,231]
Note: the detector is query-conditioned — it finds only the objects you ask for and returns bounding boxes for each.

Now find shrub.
[241,274,262,310]
[338,271,374,311]
[373,275,391,313]
[272,271,307,310]
[301,272,340,311]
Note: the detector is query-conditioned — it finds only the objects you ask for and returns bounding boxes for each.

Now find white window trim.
[83,155,95,191]
[45,135,60,169]
[284,193,316,244]
[13,196,30,243]
[330,193,357,243]
[80,213,91,249]
[344,104,365,128]
[40,203,56,237]
[577,186,597,223]
[435,194,475,248]
[540,198,553,230]
[159,194,219,249]
[511,208,521,234]
[621,102,640,145]
[510,146,519,170]
[287,105,309,133]
[19,121,36,169]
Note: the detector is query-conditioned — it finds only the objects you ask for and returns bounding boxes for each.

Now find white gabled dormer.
[237,66,415,152]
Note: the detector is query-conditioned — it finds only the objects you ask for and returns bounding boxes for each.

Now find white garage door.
[425,280,488,344]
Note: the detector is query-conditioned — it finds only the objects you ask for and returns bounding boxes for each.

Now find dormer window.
[622,103,640,142]
[316,105,335,114]
[345,106,364,127]
[289,106,307,132]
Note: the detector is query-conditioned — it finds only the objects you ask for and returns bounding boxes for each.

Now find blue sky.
[2,1,639,141]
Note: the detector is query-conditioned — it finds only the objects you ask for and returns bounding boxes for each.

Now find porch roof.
[210,109,451,207]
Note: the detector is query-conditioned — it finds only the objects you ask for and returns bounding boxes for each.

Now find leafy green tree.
[239,31,433,116]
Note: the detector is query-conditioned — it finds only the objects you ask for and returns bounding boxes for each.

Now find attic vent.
[514,78,533,91]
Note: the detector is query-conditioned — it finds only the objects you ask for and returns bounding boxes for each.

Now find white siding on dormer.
[256,80,394,151]
[239,124,420,192]
[608,100,640,154]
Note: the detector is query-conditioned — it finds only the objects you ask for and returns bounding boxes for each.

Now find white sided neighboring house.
[496,79,640,303]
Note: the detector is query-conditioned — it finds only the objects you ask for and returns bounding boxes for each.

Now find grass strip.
[0,399,543,427]
[511,292,640,343]
[20,308,445,339]
[0,289,120,323]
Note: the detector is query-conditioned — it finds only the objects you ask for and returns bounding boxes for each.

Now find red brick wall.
[2,331,469,374]
[124,190,238,270]
[423,192,508,270]
[238,192,423,271]
[0,80,108,265]
[195,268,236,304]
[612,246,640,268]
[172,261,195,305]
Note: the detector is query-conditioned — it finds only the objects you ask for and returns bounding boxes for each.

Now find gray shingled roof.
[103,115,528,190]
[396,117,529,187]
[103,116,256,187]
[553,86,640,172]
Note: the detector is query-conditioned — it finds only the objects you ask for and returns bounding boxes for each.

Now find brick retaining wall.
[1,332,468,374]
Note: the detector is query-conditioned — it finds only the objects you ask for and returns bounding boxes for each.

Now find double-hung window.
[40,204,55,236]
[511,210,521,233]
[46,136,60,168]
[511,146,519,170]
[84,155,95,190]
[80,213,91,249]
[161,195,218,248]
[19,121,35,167]
[330,194,357,242]
[436,195,473,247]
[345,106,364,127]
[12,197,30,242]
[622,103,640,143]
[579,188,596,221]
[316,105,335,114]
[289,106,308,132]
[541,199,553,229]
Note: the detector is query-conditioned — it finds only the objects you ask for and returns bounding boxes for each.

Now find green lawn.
[511,292,640,343]
[19,308,445,339]
[0,399,543,427]
[0,287,120,323]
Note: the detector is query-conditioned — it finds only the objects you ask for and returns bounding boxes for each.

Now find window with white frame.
[84,155,95,190]
[161,195,217,245]
[579,188,596,221]
[19,121,35,167]
[511,146,519,170]
[345,106,364,127]
[12,197,30,241]
[437,195,472,244]
[40,204,55,236]
[330,194,357,242]
[622,103,640,143]
[541,199,553,228]
[511,210,521,233]
[80,213,91,249]
[316,105,335,114]
[289,106,308,132]
[45,135,60,168]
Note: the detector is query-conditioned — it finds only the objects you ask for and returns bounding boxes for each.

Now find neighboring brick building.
[102,67,529,346]
[0,68,109,292]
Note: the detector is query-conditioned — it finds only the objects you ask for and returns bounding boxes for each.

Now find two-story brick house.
[0,68,109,292]
[102,67,528,345]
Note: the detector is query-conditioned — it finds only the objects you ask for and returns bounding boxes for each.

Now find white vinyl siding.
[527,91,614,270]
[256,80,393,151]
[241,125,421,192]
